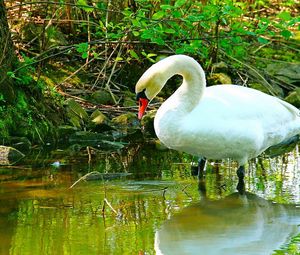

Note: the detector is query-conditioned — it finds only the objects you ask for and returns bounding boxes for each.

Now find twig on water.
[103,198,118,215]
[87,146,92,163]
[69,171,99,189]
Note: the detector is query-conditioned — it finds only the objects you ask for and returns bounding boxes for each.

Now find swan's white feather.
[136,55,300,165]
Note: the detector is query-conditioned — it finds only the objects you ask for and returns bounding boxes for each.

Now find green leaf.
[147,53,157,58]
[232,36,242,43]
[257,37,269,44]
[92,52,99,59]
[77,0,93,12]
[187,15,200,22]
[151,37,165,45]
[115,57,123,62]
[122,9,132,17]
[76,42,88,53]
[132,19,140,27]
[152,11,165,20]
[76,43,89,59]
[146,53,157,63]
[164,28,176,34]
[281,29,293,39]
[129,50,139,60]
[81,52,88,59]
[278,11,292,21]
[6,71,15,78]
[141,30,153,39]
[233,46,246,58]
[200,22,210,29]
[7,71,22,81]
[160,4,172,10]
[172,10,182,18]
[132,31,140,36]
[175,0,185,8]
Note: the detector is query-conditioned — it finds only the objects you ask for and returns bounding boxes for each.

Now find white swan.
[135,55,300,181]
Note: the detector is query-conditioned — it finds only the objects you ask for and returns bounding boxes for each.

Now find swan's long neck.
[149,56,206,147]
[155,55,206,114]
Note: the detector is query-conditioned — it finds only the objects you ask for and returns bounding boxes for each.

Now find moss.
[38,63,87,88]
[208,73,232,85]
[0,120,9,138]
[0,84,64,144]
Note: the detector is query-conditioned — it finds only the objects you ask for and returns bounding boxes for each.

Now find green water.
[1,143,300,255]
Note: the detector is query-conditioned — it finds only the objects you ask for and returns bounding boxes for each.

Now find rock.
[112,113,139,133]
[249,83,270,95]
[208,73,232,85]
[65,98,88,128]
[1,137,31,153]
[0,146,25,165]
[90,89,115,105]
[266,63,300,85]
[89,109,114,132]
[248,69,284,96]
[211,62,229,72]
[284,88,300,108]
[249,82,284,97]
[90,109,108,125]
[112,112,137,125]
[20,23,67,49]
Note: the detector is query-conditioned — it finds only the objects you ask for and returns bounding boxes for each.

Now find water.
[1,143,300,255]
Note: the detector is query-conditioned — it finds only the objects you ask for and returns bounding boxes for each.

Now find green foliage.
[1,54,62,141]
[76,43,89,59]
[274,233,300,255]
[8,55,35,86]
[71,0,298,66]
[77,0,94,12]
[4,0,298,142]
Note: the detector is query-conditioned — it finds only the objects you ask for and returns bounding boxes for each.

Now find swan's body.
[135,55,300,168]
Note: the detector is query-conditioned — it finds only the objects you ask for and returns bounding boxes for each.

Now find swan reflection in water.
[155,192,300,255]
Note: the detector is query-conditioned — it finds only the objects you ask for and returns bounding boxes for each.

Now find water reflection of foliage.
[2,143,300,254]
[247,148,300,204]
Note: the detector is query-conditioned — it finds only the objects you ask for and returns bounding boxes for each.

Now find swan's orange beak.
[138,98,149,120]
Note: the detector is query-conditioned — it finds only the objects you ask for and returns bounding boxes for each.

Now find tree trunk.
[0,0,16,103]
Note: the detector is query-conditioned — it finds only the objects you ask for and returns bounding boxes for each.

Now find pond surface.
[1,142,300,255]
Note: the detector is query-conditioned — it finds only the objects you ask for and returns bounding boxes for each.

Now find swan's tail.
[264,134,300,157]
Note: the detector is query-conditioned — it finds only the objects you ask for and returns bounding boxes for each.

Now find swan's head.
[135,54,203,119]
[135,66,165,119]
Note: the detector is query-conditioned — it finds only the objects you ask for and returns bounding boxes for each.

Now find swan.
[135,55,300,184]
